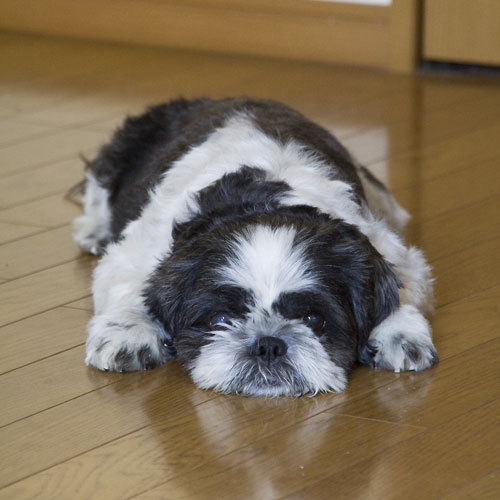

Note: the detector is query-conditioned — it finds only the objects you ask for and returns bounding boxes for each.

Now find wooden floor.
[0,32,499,499]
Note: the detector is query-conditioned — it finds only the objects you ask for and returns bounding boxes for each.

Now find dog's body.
[74,97,437,396]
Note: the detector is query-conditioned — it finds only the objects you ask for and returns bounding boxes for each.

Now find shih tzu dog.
[73,97,437,396]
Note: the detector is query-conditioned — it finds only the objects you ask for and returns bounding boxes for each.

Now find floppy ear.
[143,253,202,340]
[370,254,402,327]
[327,223,401,350]
[350,251,401,360]
[143,238,225,340]
[351,250,402,365]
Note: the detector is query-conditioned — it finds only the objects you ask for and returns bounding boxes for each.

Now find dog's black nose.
[253,336,288,365]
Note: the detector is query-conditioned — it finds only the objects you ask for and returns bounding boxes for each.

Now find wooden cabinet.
[424,0,500,66]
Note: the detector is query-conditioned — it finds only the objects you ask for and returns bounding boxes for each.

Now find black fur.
[114,347,135,372]
[172,166,291,245]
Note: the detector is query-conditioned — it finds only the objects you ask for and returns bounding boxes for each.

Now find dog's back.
[79,97,370,248]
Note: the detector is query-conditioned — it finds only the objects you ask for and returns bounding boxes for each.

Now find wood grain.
[344,90,500,165]
[0,156,85,210]
[0,120,56,148]
[0,364,212,489]
[0,225,83,280]
[327,338,500,427]
[1,346,109,427]
[394,157,500,222]
[370,120,500,191]
[0,385,420,499]
[0,258,94,327]
[389,0,419,72]
[433,236,500,307]
[63,296,93,311]
[415,196,500,262]
[0,221,42,244]
[0,128,105,177]
[442,470,500,500]
[0,307,90,374]
[284,399,500,500]
[432,285,500,361]
[0,194,84,227]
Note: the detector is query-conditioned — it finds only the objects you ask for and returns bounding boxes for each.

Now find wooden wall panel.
[424,0,500,66]
[0,0,419,71]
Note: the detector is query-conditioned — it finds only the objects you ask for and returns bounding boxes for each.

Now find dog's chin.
[191,367,347,397]
[223,371,345,397]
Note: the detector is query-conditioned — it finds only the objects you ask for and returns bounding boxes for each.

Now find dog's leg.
[85,199,176,372]
[361,236,438,372]
[359,304,438,372]
[356,169,438,372]
[85,246,174,372]
[86,309,171,372]
[73,174,168,372]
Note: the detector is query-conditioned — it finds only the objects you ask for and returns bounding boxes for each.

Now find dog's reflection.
[139,366,434,498]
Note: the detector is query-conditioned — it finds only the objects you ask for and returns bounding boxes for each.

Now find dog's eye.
[303,312,325,333]
[209,312,231,328]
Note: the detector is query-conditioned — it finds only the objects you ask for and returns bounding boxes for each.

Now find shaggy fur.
[73,97,437,396]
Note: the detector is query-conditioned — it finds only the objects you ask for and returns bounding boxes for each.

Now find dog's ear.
[349,250,401,356]
[143,254,201,339]
[352,250,402,364]
[326,221,401,348]
[340,255,401,347]
[369,254,401,327]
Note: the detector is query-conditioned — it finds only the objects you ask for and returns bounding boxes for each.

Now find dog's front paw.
[359,304,438,372]
[85,314,173,372]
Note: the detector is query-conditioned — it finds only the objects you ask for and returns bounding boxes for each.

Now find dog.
[73,97,437,396]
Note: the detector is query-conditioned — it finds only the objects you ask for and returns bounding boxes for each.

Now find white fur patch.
[368,304,437,372]
[73,173,111,255]
[85,312,167,371]
[220,225,316,310]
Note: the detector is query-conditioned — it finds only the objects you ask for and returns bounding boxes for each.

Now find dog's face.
[145,214,400,396]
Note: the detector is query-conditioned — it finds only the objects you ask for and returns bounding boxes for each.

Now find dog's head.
[145,213,400,396]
